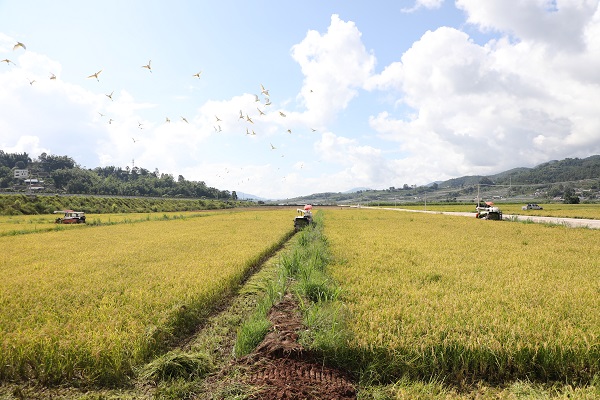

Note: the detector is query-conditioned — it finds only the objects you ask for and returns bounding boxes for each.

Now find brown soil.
[223,294,356,399]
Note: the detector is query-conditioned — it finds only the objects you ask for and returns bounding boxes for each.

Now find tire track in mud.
[223,294,356,399]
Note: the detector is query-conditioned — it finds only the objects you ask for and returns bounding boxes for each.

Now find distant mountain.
[439,155,600,188]
[236,192,267,201]
[437,175,483,188]
[425,181,444,187]
[500,155,600,184]
[344,187,372,193]
[276,155,600,204]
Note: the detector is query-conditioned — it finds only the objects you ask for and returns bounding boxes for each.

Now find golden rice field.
[0,210,224,236]
[0,208,293,385]
[324,208,600,383]
[392,203,600,219]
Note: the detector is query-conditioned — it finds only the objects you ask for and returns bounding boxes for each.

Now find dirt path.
[358,206,600,229]
[215,294,356,399]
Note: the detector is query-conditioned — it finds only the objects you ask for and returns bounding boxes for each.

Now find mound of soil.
[235,294,356,399]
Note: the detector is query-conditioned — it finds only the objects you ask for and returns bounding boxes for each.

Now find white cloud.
[365,2,600,181]
[0,52,105,164]
[314,131,397,188]
[2,135,50,157]
[456,0,598,52]
[291,14,376,124]
[402,0,445,13]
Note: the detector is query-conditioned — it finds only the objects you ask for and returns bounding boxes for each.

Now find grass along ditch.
[186,210,356,399]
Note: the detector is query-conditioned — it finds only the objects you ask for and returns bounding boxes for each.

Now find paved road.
[352,206,600,229]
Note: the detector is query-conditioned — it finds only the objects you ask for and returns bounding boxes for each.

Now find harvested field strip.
[324,208,600,384]
[0,209,294,386]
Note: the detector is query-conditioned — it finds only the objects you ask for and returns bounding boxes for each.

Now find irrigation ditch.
[189,210,356,399]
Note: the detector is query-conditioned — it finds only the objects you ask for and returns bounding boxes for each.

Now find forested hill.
[496,155,600,184]
[439,155,600,188]
[0,151,235,200]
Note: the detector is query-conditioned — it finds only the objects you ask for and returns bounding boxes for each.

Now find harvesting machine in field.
[54,210,86,224]
[475,201,503,220]
[294,204,314,231]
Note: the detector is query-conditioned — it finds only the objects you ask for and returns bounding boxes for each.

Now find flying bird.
[246,115,253,124]
[165,117,171,123]
[251,129,256,136]
[138,121,143,129]
[254,94,260,102]
[142,60,152,72]
[193,71,202,78]
[49,73,56,80]
[239,110,244,119]
[279,111,286,117]
[132,137,138,143]
[270,143,276,150]
[28,78,35,86]
[181,116,189,123]
[218,125,222,132]
[13,42,26,51]
[287,129,292,134]
[87,70,102,81]
[265,98,272,106]
[105,91,114,100]
[215,115,221,122]
[108,118,114,124]
[1,59,15,65]
[257,107,265,116]
[311,128,317,132]
[246,127,250,135]
[260,84,269,96]
[98,112,105,117]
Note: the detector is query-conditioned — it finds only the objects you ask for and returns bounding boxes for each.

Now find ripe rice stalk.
[323,208,600,384]
[0,209,294,385]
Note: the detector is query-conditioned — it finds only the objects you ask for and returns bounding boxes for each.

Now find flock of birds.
[3,39,319,190]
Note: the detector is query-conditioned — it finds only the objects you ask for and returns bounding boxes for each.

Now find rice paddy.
[323,208,600,384]
[1,205,598,396]
[0,208,294,385]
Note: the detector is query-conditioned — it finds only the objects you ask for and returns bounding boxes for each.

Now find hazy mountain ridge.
[280,155,600,204]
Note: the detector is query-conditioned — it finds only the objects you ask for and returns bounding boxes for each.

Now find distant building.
[14,169,29,179]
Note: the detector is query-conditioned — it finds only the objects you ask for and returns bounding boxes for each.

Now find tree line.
[0,150,236,200]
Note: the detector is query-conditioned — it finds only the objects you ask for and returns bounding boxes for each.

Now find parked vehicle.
[522,203,543,210]
[54,210,86,224]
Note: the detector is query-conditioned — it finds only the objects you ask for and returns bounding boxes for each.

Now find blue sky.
[1,0,599,199]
